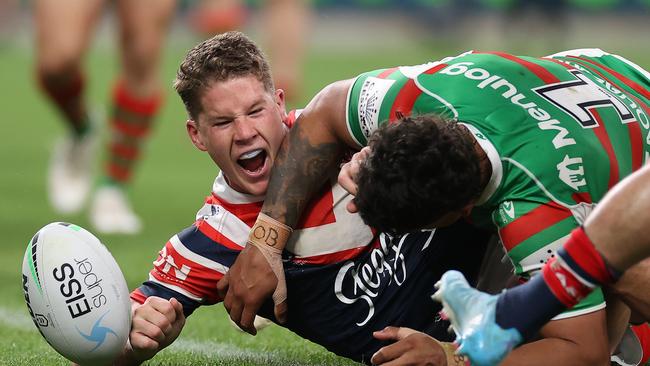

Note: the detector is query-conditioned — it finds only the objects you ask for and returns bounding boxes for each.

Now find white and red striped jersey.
[131,171,378,312]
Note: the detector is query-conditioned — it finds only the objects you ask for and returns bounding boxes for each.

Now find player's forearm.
[584,163,650,270]
[261,117,343,228]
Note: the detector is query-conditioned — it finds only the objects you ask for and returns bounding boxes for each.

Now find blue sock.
[495,275,566,340]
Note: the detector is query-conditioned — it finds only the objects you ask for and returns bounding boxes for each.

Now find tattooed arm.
[262,79,359,226]
[217,79,361,334]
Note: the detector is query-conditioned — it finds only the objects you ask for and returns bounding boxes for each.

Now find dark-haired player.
[108,32,491,366]
[223,48,650,365]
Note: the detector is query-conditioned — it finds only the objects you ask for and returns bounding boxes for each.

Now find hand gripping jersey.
[346,48,650,318]
[131,171,491,362]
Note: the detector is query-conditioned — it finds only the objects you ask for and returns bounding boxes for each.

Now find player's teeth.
[240,149,262,159]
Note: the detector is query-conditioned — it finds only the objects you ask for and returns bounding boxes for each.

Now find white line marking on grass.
[0,306,34,330]
[0,306,319,365]
[168,338,284,361]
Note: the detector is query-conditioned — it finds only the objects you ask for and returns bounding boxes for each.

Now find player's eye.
[249,108,263,116]
[213,119,232,127]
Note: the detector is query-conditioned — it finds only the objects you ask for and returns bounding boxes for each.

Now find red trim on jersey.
[562,227,615,284]
[565,58,650,123]
[424,64,448,75]
[563,58,648,172]
[479,51,560,84]
[195,219,245,251]
[542,257,590,307]
[571,192,592,204]
[206,195,262,227]
[628,121,644,172]
[296,184,337,228]
[568,56,650,100]
[500,201,573,251]
[377,67,398,79]
[294,245,369,265]
[150,241,224,302]
[543,57,575,71]
[130,288,146,304]
[389,79,422,122]
[590,109,619,189]
[387,63,448,122]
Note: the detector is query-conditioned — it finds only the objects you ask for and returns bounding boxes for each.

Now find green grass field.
[1,25,648,365]
[0,32,444,365]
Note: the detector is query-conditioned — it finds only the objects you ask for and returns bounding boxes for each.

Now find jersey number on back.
[534,70,634,128]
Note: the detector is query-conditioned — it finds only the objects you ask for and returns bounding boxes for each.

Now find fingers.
[221,243,284,335]
[346,198,359,214]
[373,326,400,341]
[338,161,359,196]
[147,296,179,326]
[132,316,167,344]
[129,297,188,362]
[371,337,413,365]
[217,272,229,299]
[169,298,186,326]
[373,326,418,341]
[239,306,258,335]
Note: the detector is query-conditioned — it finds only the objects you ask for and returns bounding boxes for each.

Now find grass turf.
[1,32,648,365]
[0,36,439,365]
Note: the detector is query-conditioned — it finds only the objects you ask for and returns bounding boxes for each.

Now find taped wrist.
[248,213,293,304]
[437,340,470,366]
[249,213,293,249]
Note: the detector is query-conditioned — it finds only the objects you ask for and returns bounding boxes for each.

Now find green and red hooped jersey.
[345,48,650,318]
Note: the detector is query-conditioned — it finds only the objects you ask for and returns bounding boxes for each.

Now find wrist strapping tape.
[248,213,293,250]
[437,340,470,366]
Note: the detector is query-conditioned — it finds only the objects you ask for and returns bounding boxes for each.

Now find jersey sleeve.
[130,221,242,317]
[492,199,605,318]
[345,69,400,147]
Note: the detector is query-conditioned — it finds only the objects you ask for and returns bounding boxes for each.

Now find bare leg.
[36,0,105,214]
[35,0,104,134]
[89,0,175,234]
[262,0,311,103]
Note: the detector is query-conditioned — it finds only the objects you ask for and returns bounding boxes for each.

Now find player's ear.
[186,119,207,151]
[274,88,287,119]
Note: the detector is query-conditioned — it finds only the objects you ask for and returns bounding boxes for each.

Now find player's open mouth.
[237,148,267,173]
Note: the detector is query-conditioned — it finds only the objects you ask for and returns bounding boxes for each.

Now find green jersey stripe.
[476,51,561,84]
[500,200,572,252]
[569,55,650,100]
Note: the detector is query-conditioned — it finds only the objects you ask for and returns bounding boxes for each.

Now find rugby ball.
[21,222,131,365]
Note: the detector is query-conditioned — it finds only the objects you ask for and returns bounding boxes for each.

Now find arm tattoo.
[262,121,342,227]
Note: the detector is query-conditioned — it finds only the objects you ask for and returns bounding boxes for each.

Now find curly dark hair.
[173,31,273,120]
[354,114,483,234]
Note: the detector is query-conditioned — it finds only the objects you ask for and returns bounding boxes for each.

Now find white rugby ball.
[21,222,131,365]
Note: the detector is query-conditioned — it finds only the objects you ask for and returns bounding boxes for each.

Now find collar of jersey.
[211,172,266,204]
[459,123,503,206]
